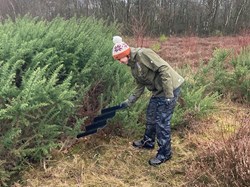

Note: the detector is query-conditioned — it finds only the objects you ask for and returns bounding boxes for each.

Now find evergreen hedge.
[194,48,250,102]
[0,16,135,185]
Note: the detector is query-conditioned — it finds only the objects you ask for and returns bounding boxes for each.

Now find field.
[15,35,250,187]
[128,35,250,67]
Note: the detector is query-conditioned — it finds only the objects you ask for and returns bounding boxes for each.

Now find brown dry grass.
[183,102,250,187]
[18,134,188,187]
[14,102,249,187]
[126,35,250,68]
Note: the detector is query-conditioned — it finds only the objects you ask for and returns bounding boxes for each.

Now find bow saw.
[77,104,126,138]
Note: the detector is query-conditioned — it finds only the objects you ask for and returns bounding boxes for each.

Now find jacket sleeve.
[128,81,145,104]
[158,65,174,98]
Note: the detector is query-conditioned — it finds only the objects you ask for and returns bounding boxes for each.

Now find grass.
[20,135,188,187]
[16,101,249,187]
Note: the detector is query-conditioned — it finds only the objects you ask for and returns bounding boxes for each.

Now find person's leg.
[155,99,175,160]
[133,97,157,149]
[149,88,181,165]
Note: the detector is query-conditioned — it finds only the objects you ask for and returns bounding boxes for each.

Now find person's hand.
[165,97,174,105]
[120,95,137,108]
[120,99,131,108]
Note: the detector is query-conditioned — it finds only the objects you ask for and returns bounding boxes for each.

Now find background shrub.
[194,48,250,102]
[171,66,219,127]
[171,47,250,127]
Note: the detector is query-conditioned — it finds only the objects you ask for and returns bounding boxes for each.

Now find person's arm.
[130,81,145,103]
[122,81,145,107]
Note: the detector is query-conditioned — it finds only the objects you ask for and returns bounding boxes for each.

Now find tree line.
[0,0,250,36]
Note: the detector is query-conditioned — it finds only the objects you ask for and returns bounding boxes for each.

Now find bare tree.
[0,0,250,35]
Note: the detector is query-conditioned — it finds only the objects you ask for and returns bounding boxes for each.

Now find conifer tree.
[0,16,122,185]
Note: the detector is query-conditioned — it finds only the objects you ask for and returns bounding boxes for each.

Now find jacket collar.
[128,47,141,67]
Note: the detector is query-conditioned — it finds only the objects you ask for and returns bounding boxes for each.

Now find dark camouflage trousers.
[143,87,181,161]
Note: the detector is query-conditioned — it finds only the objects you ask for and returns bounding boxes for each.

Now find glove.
[120,99,131,108]
[120,95,137,108]
[165,97,174,105]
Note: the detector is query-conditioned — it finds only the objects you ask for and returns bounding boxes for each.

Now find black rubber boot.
[132,139,154,149]
[148,155,172,166]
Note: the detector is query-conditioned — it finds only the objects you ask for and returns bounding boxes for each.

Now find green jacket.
[127,47,184,103]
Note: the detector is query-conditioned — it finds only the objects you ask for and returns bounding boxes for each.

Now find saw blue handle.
[85,120,107,131]
[76,104,126,138]
[93,111,116,122]
[76,129,97,138]
[101,104,125,113]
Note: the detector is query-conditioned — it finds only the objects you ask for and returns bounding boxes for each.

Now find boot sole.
[132,143,154,149]
[148,156,172,166]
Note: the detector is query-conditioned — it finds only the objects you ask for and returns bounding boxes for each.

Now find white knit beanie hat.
[112,36,131,60]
